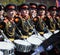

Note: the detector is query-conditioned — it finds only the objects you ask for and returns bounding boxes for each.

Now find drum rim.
[0,42,14,50]
[27,36,43,45]
[14,39,31,46]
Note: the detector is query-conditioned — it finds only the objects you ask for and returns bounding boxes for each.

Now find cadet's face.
[23,10,29,15]
[39,10,45,15]
[30,10,37,18]
[21,9,29,17]
[30,10,37,14]
[51,10,57,16]
[7,10,17,18]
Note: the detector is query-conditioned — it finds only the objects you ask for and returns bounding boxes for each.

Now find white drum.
[54,30,60,34]
[0,42,15,55]
[32,34,45,41]
[0,51,3,55]
[27,35,43,50]
[43,30,52,39]
[14,39,32,52]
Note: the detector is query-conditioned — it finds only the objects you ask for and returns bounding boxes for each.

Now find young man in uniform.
[29,3,37,19]
[17,3,34,37]
[46,6,58,30]
[33,4,48,33]
[3,4,20,39]
[0,4,6,41]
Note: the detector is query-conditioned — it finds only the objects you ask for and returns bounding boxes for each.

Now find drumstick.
[0,29,9,40]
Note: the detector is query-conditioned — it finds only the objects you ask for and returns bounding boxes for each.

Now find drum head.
[14,39,31,46]
[0,42,14,50]
[27,36,43,45]
[43,32,52,39]
[31,34,45,41]
[54,30,59,34]
[0,51,3,55]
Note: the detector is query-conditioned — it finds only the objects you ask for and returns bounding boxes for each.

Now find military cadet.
[32,6,60,55]
[3,4,20,39]
[29,3,38,32]
[56,7,60,29]
[45,6,55,30]
[0,4,5,41]
[48,6,57,17]
[17,3,29,36]
[33,4,48,33]
[29,3,37,19]
[17,3,34,37]
[47,6,59,30]
[0,4,5,28]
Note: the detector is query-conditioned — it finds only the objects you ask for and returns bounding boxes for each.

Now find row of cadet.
[0,3,60,40]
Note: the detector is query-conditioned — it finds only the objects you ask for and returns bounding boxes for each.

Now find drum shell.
[0,51,3,55]
[0,42,15,55]
[27,35,43,51]
[14,40,32,52]
[31,44,40,51]
[0,49,14,55]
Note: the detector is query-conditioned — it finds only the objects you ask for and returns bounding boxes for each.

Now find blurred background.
[0,0,56,7]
